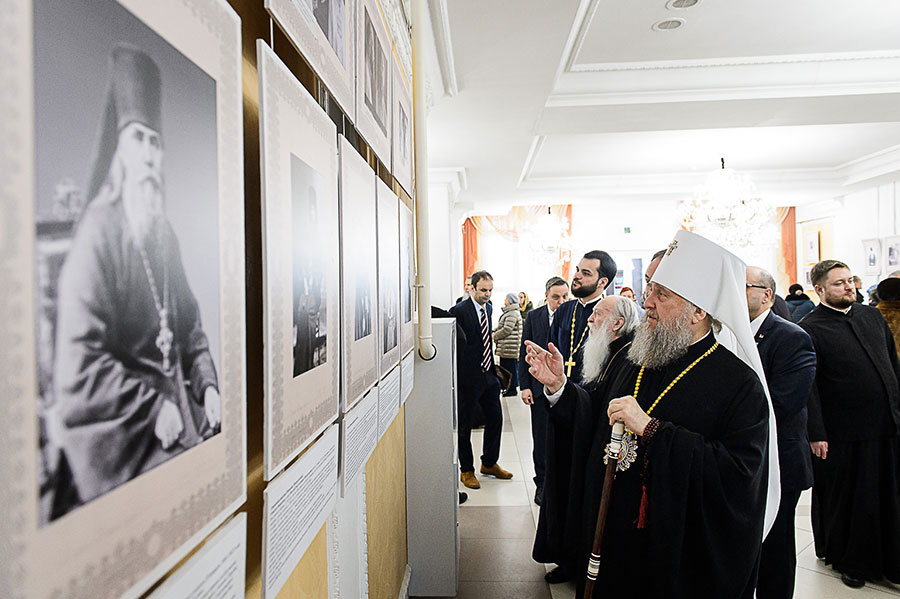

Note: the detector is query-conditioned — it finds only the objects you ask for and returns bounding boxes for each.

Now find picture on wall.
[885,236,900,270]
[291,155,328,377]
[355,0,391,165]
[5,1,247,597]
[340,137,379,410]
[803,229,820,266]
[258,41,340,479]
[377,179,401,373]
[863,238,882,276]
[265,0,356,120]
[400,201,415,356]
[391,60,413,195]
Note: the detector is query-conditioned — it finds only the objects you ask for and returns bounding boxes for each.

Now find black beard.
[572,280,599,298]
[829,297,854,309]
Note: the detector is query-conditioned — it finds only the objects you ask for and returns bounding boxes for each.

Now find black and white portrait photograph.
[355,272,373,341]
[863,238,882,275]
[886,236,900,269]
[364,6,389,135]
[391,60,413,194]
[6,1,246,597]
[292,154,328,377]
[259,42,340,479]
[377,179,401,372]
[340,138,379,410]
[266,0,355,119]
[33,0,222,525]
[399,105,410,164]
[311,0,346,66]
[399,201,415,356]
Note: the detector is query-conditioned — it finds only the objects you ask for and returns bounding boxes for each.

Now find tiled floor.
[420,393,900,598]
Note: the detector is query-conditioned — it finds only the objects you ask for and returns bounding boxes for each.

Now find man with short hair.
[853,275,865,303]
[531,295,639,582]
[526,231,774,598]
[799,260,900,588]
[519,276,569,504]
[549,250,618,384]
[54,45,220,507]
[449,270,513,489]
[746,266,816,599]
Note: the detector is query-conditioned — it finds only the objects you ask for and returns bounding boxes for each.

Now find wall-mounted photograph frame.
[884,235,900,271]
[355,0,392,166]
[802,229,820,266]
[863,238,882,276]
[377,178,401,374]
[391,59,413,196]
[265,0,357,122]
[258,41,340,480]
[399,200,415,356]
[3,1,247,597]
[340,137,379,410]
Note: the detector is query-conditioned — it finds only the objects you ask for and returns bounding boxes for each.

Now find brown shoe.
[480,463,513,479]
[460,471,480,489]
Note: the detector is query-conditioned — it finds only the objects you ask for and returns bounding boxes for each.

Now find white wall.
[427,183,455,309]
[796,181,900,293]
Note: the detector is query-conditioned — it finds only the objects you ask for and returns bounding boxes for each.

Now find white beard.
[122,175,164,245]
[627,305,695,369]
[580,319,614,385]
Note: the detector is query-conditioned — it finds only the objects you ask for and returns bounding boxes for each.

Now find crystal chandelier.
[526,207,572,267]
[680,158,776,249]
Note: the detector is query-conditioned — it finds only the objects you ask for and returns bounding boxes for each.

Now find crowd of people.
[450,238,900,597]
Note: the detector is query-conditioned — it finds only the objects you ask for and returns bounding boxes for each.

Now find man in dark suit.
[449,270,513,489]
[746,266,817,599]
[519,276,569,505]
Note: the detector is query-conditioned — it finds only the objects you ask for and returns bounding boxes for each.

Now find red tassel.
[637,483,649,529]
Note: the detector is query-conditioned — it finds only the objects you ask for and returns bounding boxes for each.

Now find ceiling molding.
[559,0,602,74]
[427,0,459,96]
[838,143,900,187]
[429,166,468,202]
[517,136,546,186]
[549,53,900,107]
[569,50,900,74]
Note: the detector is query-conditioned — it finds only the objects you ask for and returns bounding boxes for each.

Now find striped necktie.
[479,305,492,372]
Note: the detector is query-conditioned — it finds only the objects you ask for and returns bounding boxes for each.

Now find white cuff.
[544,379,567,406]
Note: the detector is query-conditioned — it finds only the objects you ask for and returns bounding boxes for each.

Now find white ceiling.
[423,0,900,211]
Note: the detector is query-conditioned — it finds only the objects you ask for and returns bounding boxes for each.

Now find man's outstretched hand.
[524,341,566,395]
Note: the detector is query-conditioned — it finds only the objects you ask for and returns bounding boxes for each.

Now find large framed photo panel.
[340,138,379,410]
[3,0,247,597]
[355,0,392,165]
[258,41,340,480]
[266,0,356,122]
[400,200,415,356]
[391,60,414,195]
[377,179,401,374]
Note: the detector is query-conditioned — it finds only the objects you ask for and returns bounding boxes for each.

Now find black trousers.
[756,487,802,599]
[458,371,502,473]
[499,357,518,390]
[530,393,549,490]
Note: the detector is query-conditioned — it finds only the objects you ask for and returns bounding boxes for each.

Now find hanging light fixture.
[526,206,572,267]
[680,158,776,249]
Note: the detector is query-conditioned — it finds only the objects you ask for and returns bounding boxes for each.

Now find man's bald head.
[746,266,775,320]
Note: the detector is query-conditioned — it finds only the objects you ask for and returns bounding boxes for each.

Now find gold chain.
[633,342,719,415]
[567,296,603,362]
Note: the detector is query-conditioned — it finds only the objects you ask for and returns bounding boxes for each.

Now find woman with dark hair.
[785,283,815,323]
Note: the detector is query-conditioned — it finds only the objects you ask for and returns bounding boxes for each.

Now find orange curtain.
[462,217,479,286]
[777,207,797,287]
[560,204,573,280]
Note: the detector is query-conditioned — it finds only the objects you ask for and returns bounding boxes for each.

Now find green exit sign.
[624,227,631,234]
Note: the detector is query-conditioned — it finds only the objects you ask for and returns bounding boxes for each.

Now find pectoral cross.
[156,307,174,372]
[666,239,678,256]
[565,357,576,377]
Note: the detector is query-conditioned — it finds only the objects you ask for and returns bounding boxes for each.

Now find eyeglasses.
[746,284,769,290]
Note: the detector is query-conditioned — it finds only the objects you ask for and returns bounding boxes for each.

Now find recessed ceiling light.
[652,18,685,31]
[666,0,699,9]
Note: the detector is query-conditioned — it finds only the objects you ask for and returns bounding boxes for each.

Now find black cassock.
[550,332,770,598]
[799,304,900,582]
[533,331,634,570]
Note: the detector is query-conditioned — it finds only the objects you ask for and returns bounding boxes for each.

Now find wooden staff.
[583,420,625,599]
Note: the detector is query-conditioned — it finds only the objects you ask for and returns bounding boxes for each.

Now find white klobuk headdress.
[652,229,780,537]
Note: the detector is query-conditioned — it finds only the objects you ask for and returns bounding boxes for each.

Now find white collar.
[750,309,771,336]
[470,295,485,313]
[577,293,604,307]
[821,301,852,315]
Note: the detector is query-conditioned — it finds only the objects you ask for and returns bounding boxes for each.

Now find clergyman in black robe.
[526,281,770,598]
[531,296,638,578]
[799,260,900,587]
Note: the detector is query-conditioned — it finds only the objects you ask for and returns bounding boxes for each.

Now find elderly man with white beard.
[526,235,772,598]
[53,45,220,508]
[530,295,639,583]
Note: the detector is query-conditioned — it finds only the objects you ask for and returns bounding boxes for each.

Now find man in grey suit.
[519,276,569,504]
